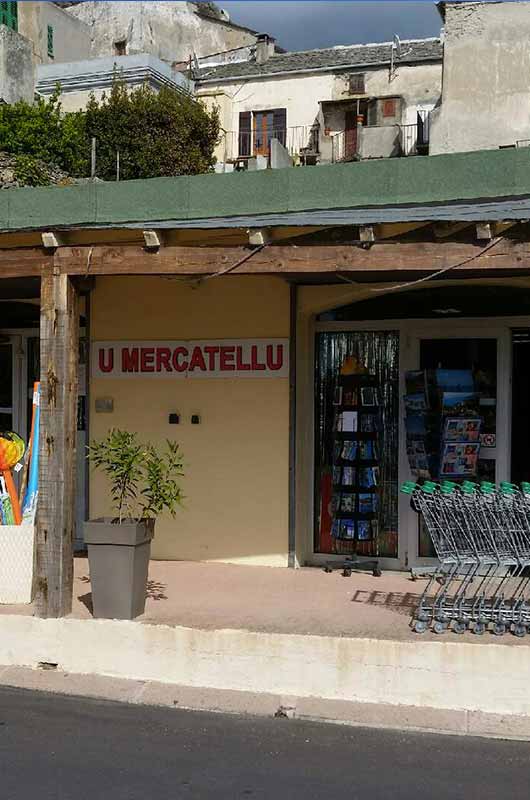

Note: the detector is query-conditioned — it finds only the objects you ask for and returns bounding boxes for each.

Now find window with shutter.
[238,111,251,157]
[348,73,365,95]
[47,25,54,58]
[272,108,287,147]
[0,1,18,32]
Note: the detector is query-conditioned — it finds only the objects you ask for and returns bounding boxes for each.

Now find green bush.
[0,78,220,182]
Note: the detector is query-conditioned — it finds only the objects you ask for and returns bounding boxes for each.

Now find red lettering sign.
[156,348,172,373]
[250,345,266,371]
[172,347,189,372]
[140,347,155,372]
[236,346,251,371]
[189,346,207,372]
[266,344,283,371]
[220,346,235,371]
[99,348,114,373]
[122,348,139,373]
[204,346,219,371]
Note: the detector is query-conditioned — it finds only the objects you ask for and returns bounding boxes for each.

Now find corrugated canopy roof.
[1,147,529,233]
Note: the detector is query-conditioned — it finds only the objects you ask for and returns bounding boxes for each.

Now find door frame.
[310,315,525,569]
[0,329,38,446]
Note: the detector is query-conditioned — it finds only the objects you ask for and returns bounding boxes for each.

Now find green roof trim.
[2,147,530,232]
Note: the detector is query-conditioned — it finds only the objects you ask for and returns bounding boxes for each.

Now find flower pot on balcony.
[83,518,154,620]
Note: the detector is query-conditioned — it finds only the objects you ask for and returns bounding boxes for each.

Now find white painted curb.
[1,615,530,717]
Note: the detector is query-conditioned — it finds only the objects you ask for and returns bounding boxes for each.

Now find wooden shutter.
[47,25,54,58]
[272,108,287,146]
[238,111,251,157]
[348,73,365,95]
[0,2,18,32]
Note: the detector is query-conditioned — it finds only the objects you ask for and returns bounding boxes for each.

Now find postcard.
[440,442,480,477]
[342,466,355,485]
[360,414,377,433]
[435,369,474,393]
[404,394,427,413]
[361,387,378,407]
[405,370,428,397]
[441,392,479,415]
[443,417,482,442]
[405,414,427,437]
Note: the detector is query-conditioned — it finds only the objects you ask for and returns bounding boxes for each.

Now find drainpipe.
[288,282,297,568]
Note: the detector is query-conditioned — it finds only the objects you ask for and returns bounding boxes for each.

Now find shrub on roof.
[85,79,220,181]
[0,78,220,183]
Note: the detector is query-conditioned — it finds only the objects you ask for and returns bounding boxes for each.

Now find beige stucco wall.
[66,1,256,63]
[430,1,530,154]
[89,275,290,566]
[197,60,441,162]
[18,1,90,65]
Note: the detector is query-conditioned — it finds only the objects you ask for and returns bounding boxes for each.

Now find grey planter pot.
[83,518,154,620]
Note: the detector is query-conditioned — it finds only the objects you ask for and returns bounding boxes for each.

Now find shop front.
[88,274,291,567]
[297,280,530,571]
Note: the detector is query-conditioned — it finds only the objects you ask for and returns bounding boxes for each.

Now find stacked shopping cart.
[401,480,530,636]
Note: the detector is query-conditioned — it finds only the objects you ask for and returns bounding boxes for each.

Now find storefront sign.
[92,339,289,379]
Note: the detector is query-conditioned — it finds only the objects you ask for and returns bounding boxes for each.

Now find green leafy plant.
[0,77,220,183]
[14,154,52,187]
[89,429,184,524]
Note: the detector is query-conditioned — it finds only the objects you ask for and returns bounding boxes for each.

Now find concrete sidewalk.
[2,561,530,741]
[2,558,529,644]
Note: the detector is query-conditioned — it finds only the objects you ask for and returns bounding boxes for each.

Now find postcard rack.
[324,372,382,577]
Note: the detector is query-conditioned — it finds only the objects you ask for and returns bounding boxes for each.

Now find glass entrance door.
[402,330,507,565]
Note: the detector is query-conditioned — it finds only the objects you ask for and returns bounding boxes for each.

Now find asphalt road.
[1,686,529,799]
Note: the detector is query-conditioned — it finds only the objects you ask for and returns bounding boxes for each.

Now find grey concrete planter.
[83,518,154,620]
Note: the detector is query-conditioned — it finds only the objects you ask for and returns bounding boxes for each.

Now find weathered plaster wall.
[66,1,256,63]
[430,1,530,154]
[90,276,290,567]
[197,61,441,163]
[18,1,90,65]
[0,26,34,104]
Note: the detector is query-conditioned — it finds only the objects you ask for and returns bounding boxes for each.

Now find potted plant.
[84,429,183,620]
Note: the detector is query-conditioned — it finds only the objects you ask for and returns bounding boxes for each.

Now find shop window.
[314,331,400,559]
[0,1,18,32]
[47,25,54,58]
[416,338,498,557]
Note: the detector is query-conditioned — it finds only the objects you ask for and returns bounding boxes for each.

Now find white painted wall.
[430,0,530,154]
[197,61,441,162]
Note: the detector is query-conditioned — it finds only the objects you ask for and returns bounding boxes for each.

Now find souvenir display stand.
[0,383,40,604]
[324,369,382,577]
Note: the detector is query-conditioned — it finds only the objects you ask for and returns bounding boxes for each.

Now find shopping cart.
[401,480,530,636]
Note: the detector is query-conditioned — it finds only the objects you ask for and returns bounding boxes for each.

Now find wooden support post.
[35,269,79,618]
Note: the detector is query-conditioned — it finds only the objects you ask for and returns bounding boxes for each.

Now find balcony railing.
[332,118,430,163]
[219,125,320,163]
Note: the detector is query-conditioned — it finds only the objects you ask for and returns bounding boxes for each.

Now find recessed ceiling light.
[432,308,461,315]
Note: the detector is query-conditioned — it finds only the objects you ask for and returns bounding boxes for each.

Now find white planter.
[0,524,35,604]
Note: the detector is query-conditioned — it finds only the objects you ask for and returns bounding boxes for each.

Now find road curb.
[2,665,530,741]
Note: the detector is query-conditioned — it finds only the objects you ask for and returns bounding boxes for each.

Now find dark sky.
[220,2,442,51]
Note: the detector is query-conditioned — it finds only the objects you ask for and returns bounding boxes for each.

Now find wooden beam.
[35,269,79,618]
[50,237,530,276]
[373,222,431,240]
[434,222,472,239]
